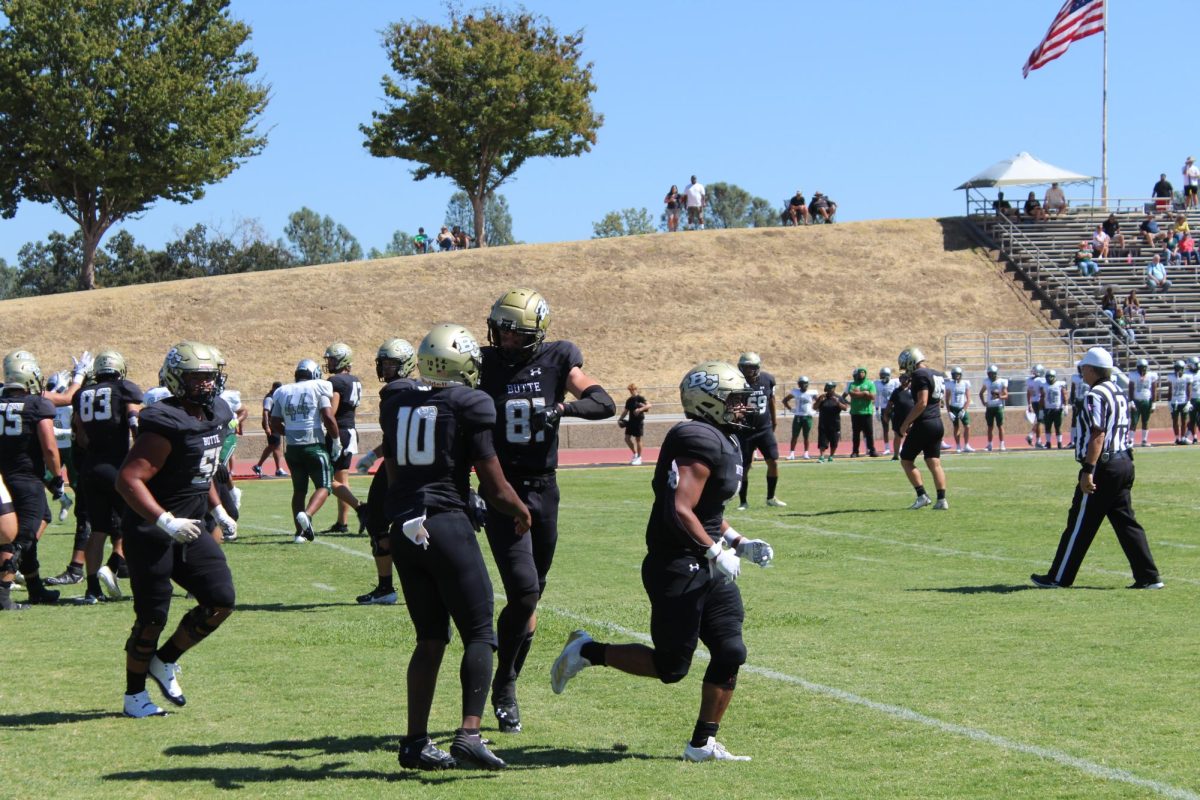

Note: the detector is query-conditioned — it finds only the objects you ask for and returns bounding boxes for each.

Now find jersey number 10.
[394,406,437,466]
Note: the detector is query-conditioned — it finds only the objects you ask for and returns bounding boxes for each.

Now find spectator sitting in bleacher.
[1123,289,1145,326]
[1179,231,1199,265]
[810,192,836,223]
[1140,212,1166,248]
[1075,240,1101,276]
[437,225,454,251]
[1091,224,1111,260]
[993,191,1017,220]
[1153,173,1174,213]
[1099,286,1119,320]
[1044,182,1067,215]
[1102,214,1126,250]
[785,190,809,225]
[1173,213,1190,237]
[1163,236,1183,266]
[413,227,429,253]
[1145,254,1172,292]
[1024,192,1048,222]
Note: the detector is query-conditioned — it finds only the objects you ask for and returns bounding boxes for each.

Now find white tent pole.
[1101,0,1108,205]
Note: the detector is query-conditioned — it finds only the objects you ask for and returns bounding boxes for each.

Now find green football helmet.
[3,351,44,394]
[376,338,416,382]
[986,364,999,379]
[487,288,550,364]
[680,361,752,430]
[898,346,926,374]
[325,342,353,373]
[93,349,127,380]
[161,342,224,407]
[419,324,483,388]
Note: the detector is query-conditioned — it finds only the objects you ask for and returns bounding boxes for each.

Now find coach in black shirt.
[1031,347,1162,589]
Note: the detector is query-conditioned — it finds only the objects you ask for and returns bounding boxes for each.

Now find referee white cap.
[1077,347,1114,369]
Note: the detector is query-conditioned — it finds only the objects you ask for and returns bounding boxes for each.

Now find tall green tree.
[362,8,601,247]
[705,183,779,229]
[445,191,516,246]
[284,208,364,266]
[0,0,269,289]
[592,208,655,238]
[368,230,419,259]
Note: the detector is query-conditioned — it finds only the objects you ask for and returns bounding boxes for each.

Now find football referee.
[1031,347,1163,590]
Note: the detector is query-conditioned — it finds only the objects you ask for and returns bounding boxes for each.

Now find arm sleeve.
[563,384,616,420]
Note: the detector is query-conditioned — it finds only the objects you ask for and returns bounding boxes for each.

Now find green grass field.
[5,448,1199,799]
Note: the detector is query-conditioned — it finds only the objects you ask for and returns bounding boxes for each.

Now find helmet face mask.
[419,324,483,388]
[161,342,224,408]
[487,289,550,365]
[681,361,752,430]
[1046,370,1057,383]
[853,367,866,382]
[295,359,322,382]
[1174,359,1185,374]
[376,338,416,382]
[324,343,352,374]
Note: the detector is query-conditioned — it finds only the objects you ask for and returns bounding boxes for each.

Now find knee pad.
[72,522,92,553]
[125,619,164,662]
[12,538,38,575]
[702,660,742,690]
[369,527,390,557]
[658,667,690,685]
[181,605,227,642]
[702,635,747,690]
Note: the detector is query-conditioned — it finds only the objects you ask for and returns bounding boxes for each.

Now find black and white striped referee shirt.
[1076,379,1130,463]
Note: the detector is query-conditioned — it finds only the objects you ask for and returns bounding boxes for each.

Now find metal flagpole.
[1101,0,1108,205]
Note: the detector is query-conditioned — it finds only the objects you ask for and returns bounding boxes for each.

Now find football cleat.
[450,730,507,770]
[766,497,787,507]
[324,523,349,534]
[27,585,60,604]
[736,502,749,511]
[275,469,289,477]
[985,443,993,452]
[933,498,949,510]
[1030,573,1061,589]
[908,495,932,510]
[0,585,29,611]
[630,455,642,466]
[683,737,752,762]
[1128,580,1165,590]
[12,570,24,586]
[78,592,106,605]
[356,585,397,605]
[999,443,1007,451]
[398,736,455,771]
[786,453,795,461]
[963,444,975,453]
[1026,433,1034,446]
[97,565,122,599]
[494,701,522,733]
[45,568,84,586]
[296,512,315,541]
[252,465,263,478]
[550,630,593,694]
[293,535,308,545]
[123,691,168,718]
[148,656,186,706]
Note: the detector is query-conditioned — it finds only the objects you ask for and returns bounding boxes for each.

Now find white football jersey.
[874,378,899,408]
[1130,371,1157,402]
[1026,376,1045,403]
[1043,381,1066,410]
[53,404,73,449]
[1069,373,1086,404]
[1191,371,1200,398]
[271,379,333,445]
[945,378,971,408]
[982,377,1008,407]
[1167,373,1190,405]
[789,388,816,417]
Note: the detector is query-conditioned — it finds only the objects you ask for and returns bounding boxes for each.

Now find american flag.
[1022,0,1105,78]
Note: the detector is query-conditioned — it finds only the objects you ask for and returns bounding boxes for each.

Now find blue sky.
[1,0,1193,265]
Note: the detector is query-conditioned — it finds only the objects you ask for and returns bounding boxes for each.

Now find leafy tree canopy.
[706,183,780,229]
[283,207,363,265]
[445,191,515,247]
[593,208,655,238]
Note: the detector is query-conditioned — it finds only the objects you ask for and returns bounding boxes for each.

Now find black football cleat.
[450,730,507,770]
[398,736,456,771]
[45,568,84,586]
[1030,573,1061,589]
[494,701,522,733]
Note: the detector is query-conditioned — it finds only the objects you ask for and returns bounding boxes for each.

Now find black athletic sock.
[459,726,481,737]
[691,720,719,748]
[27,575,46,595]
[915,485,927,497]
[377,575,394,593]
[738,484,748,504]
[580,641,607,667]
[936,489,946,500]
[86,575,102,596]
[766,476,778,499]
[511,631,535,680]
[126,670,147,695]
[461,641,493,720]
[156,641,184,664]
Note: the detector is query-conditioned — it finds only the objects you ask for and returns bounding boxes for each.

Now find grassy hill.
[0,219,1055,403]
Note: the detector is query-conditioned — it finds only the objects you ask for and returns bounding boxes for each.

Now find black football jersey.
[743,371,776,433]
[379,376,418,402]
[909,368,945,421]
[479,340,583,474]
[330,373,363,429]
[379,383,496,520]
[646,420,743,559]
[0,393,56,480]
[890,387,915,423]
[72,378,143,467]
[122,397,233,533]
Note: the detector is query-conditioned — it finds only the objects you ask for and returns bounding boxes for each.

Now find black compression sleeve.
[563,385,616,420]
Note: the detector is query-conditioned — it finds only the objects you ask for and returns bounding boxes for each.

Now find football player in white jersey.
[1188,357,1200,444]
[1128,359,1158,447]
[1166,360,1191,445]
[1067,367,1086,447]
[782,376,817,459]
[270,359,339,542]
[874,367,900,455]
[942,367,974,453]
[1025,364,1046,448]
[1041,369,1068,449]
[978,365,1008,452]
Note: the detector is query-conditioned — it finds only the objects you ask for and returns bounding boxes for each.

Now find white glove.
[156,512,203,544]
[706,541,741,581]
[356,450,378,474]
[735,538,774,568]
[71,351,94,382]
[402,515,430,549]
[329,437,343,463]
[213,506,237,540]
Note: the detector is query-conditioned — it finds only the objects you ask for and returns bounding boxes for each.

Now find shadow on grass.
[235,601,358,612]
[914,584,1115,594]
[783,508,890,517]
[0,709,121,728]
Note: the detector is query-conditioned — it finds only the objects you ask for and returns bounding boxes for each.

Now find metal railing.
[965,189,1182,219]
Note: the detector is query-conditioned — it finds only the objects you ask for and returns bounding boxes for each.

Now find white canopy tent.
[957,152,1095,216]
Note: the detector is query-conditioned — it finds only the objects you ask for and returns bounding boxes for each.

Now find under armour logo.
[688,563,700,572]
[529,368,542,376]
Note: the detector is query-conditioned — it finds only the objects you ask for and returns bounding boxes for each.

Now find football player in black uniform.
[734,352,786,509]
[385,324,531,771]
[324,342,366,533]
[479,288,615,733]
[352,338,417,605]
[549,361,774,762]
[115,342,237,718]
[896,347,949,511]
[72,350,143,603]
[0,351,64,607]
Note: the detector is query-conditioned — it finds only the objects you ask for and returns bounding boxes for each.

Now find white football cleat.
[97,565,122,599]
[999,442,1007,451]
[955,447,962,454]
[786,453,795,461]
[766,497,787,507]
[148,656,186,706]
[908,495,933,510]
[123,691,168,718]
[736,503,749,511]
[683,737,752,762]
[630,455,642,466]
[963,444,975,453]
[295,511,315,541]
[933,498,949,510]
[293,535,308,545]
[550,630,592,694]
[803,452,811,459]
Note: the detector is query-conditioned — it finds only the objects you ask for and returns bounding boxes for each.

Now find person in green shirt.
[846,367,879,457]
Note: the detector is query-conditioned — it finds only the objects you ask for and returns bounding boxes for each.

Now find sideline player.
[782,376,816,459]
[617,383,651,466]
[252,382,286,477]
[1189,356,1200,444]
[386,324,531,771]
[896,347,948,510]
[1026,364,1046,448]
[874,367,899,455]
[979,365,1008,452]
[734,352,785,509]
[1031,347,1162,589]
[480,288,615,734]
[324,343,365,533]
[1067,365,1086,448]
[943,366,974,453]
[1042,370,1067,449]
[115,342,237,717]
[1128,359,1157,447]
[1166,360,1190,445]
[548,361,774,762]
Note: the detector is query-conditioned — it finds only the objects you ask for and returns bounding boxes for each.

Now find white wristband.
[722,527,742,547]
[212,505,233,524]
[155,511,175,532]
[705,541,723,560]
[72,372,85,385]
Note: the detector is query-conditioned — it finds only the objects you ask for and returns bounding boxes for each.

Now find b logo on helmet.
[455,333,481,359]
[687,371,719,392]
[165,348,183,369]
[534,299,549,325]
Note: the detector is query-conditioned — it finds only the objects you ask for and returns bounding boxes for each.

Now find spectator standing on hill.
[1152,174,1174,212]
[734,353,784,508]
[1128,359,1157,448]
[618,383,651,466]
[810,192,836,223]
[874,367,900,455]
[413,228,429,253]
[1024,192,1048,222]
[887,373,914,461]
[1183,156,1200,209]
[943,366,974,453]
[1091,224,1110,260]
[816,382,848,462]
[664,185,682,232]
[895,347,948,510]
[846,367,878,457]
[1044,182,1067,215]
[783,376,816,460]
[1075,240,1100,276]
[1145,255,1172,292]
[685,176,706,231]
[1140,213,1165,248]
[1101,214,1125,250]
[786,191,809,225]
[980,364,1008,452]
[252,382,285,478]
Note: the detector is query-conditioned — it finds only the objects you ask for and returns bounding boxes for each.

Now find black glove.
[530,404,562,436]
[467,489,488,532]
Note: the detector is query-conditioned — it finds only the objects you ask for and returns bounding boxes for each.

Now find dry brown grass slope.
[0,219,1055,403]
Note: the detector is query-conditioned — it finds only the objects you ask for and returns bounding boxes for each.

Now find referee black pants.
[1046,456,1160,587]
